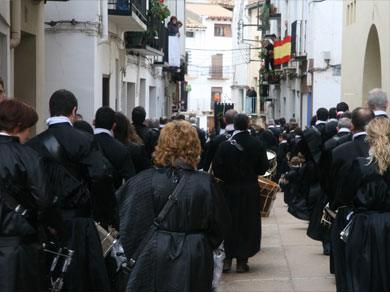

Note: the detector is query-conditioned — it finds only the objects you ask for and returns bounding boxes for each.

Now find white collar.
[315,120,327,125]
[280,140,288,144]
[159,124,165,128]
[295,135,301,138]
[374,110,388,117]
[231,130,248,139]
[268,125,275,128]
[0,132,11,137]
[46,116,73,126]
[353,131,367,140]
[338,128,351,133]
[94,128,113,137]
[225,124,234,132]
[328,118,338,122]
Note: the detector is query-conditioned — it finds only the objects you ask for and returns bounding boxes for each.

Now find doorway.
[362,25,382,102]
[102,75,110,106]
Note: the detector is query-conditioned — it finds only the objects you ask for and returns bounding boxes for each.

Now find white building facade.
[186,2,234,124]
[262,0,342,127]
[45,0,184,125]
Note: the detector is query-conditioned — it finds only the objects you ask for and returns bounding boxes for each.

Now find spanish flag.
[274,36,292,65]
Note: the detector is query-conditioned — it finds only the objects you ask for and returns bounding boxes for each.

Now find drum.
[258,176,279,217]
[263,150,277,179]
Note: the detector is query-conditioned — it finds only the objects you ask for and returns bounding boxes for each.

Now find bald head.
[367,88,388,111]
[351,107,375,132]
[224,109,238,125]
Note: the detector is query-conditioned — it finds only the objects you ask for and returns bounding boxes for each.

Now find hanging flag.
[274,36,292,65]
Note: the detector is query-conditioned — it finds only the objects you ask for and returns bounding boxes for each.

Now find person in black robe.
[202,109,237,171]
[114,112,151,174]
[0,100,60,291]
[212,113,269,273]
[329,107,374,291]
[276,132,290,180]
[92,106,136,228]
[324,107,338,140]
[342,118,390,291]
[27,89,111,291]
[132,106,159,160]
[254,124,278,153]
[118,120,230,291]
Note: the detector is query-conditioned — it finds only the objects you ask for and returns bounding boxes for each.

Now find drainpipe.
[99,0,109,44]
[10,0,21,49]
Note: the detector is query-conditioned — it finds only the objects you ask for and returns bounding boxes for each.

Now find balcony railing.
[125,15,168,56]
[108,0,147,25]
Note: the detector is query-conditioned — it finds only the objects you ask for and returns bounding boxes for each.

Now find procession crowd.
[0,76,389,292]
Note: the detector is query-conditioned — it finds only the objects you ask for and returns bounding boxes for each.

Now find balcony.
[108,0,147,32]
[125,16,167,57]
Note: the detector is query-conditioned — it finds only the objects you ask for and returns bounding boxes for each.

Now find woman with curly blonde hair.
[118,120,230,291]
[343,117,390,291]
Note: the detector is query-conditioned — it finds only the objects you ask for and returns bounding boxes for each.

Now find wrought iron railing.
[108,0,147,24]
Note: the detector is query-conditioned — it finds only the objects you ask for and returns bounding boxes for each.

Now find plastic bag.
[212,243,225,290]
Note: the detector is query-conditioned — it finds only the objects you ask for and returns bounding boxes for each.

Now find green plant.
[149,0,171,21]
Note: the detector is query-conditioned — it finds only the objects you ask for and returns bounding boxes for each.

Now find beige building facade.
[341,0,390,109]
[0,0,46,132]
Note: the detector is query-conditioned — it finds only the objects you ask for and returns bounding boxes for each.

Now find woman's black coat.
[118,167,230,291]
[0,136,52,291]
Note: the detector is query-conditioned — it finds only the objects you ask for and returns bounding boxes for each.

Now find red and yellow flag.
[274,36,291,65]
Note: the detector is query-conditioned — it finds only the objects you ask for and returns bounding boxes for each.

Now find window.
[211,87,223,109]
[210,54,223,79]
[214,24,232,37]
[186,31,194,38]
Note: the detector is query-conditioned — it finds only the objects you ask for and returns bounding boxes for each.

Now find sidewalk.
[219,193,336,292]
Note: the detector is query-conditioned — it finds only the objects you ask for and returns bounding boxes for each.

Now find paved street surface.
[219,193,336,292]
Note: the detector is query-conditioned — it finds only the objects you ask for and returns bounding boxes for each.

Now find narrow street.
[219,193,336,292]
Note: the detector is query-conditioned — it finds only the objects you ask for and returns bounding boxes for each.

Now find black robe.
[27,123,111,291]
[0,136,54,291]
[212,131,269,259]
[134,124,159,159]
[254,129,278,153]
[117,167,230,291]
[126,141,151,174]
[328,136,369,291]
[201,130,234,171]
[344,158,390,291]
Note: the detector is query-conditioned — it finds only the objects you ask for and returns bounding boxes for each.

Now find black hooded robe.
[212,131,269,259]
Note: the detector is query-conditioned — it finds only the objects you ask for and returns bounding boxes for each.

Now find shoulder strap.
[40,130,68,164]
[128,173,188,267]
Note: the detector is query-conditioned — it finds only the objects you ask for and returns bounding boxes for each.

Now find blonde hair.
[153,120,201,169]
[366,118,390,175]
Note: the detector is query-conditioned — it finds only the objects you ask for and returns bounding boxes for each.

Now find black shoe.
[236,260,249,273]
[223,258,232,273]
[323,241,331,255]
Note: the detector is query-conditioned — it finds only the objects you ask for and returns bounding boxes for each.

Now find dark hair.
[113,112,130,145]
[74,120,93,134]
[336,102,349,113]
[169,16,177,23]
[49,89,78,117]
[329,107,337,119]
[175,114,185,121]
[279,117,286,126]
[316,108,329,121]
[0,99,38,132]
[352,107,375,132]
[132,106,146,125]
[0,77,4,88]
[340,111,352,119]
[234,113,250,131]
[95,106,115,130]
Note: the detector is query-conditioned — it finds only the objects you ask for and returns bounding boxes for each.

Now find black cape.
[212,131,269,258]
[0,136,53,291]
[118,167,230,291]
[345,158,390,291]
[27,123,111,291]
